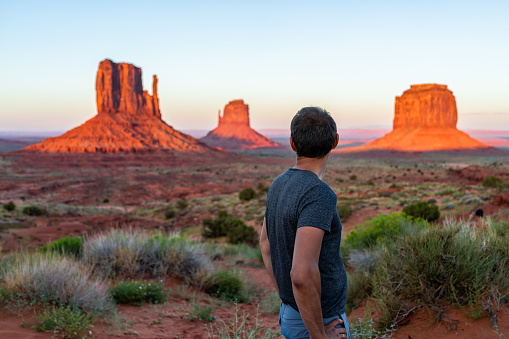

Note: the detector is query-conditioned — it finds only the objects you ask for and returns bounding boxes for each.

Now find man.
[260,107,349,339]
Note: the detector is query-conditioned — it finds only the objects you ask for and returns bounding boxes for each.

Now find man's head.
[290,107,338,158]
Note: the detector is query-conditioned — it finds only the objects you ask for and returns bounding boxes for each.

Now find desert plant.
[103,198,109,203]
[337,203,353,222]
[1,252,112,313]
[206,270,248,302]
[202,211,258,247]
[3,201,15,212]
[257,182,270,195]
[34,305,95,339]
[368,218,509,326]
[402,201,440,222]
[83,229,212,289]
[206,303,280,338]
[349,317,397,339]
[483,176,505,189]
[176,199,189,209]
[165,209,176,219]
[239,187,256,202]
[227,223,258,247]
[346,271,373,313]
[260,291,280,314]
[110,280,165,305]
[22,205,47,216]
[39,236,84,257]
[188,301,216,322]
[350,175,357,181]
[342,213,427,256]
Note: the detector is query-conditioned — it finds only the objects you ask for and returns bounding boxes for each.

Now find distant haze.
[0,1,508,132]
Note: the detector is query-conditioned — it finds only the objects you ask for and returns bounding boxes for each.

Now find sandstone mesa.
[24,59,215,154]
[200,99,280,150]
[347,84,489,152]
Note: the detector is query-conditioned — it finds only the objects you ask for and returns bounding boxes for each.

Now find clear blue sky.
[0,0,507,132]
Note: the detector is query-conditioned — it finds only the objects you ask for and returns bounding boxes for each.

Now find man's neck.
[293,154,330,180]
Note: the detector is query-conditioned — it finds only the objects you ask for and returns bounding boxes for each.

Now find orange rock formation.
[359,84,489,151]
[200,100,280,150]
[25,59,214,153]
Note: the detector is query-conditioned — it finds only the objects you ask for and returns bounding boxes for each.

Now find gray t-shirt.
[265,168,347,317]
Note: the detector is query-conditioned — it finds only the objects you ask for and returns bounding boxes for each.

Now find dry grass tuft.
[1,252,112,313]
[83,229,213,289]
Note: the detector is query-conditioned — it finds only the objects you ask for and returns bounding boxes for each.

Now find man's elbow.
[290,267,316,289]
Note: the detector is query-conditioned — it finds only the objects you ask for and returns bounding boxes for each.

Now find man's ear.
[290,137,297,152]
[333,133,339,149]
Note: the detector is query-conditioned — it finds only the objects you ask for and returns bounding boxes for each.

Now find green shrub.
[3,201,15,212]
[402,201,440,222]
[350,175,357,181]
[369,219,509,325]
[39,236,83,257]
[346,271,372,313]
[482,176,505,189]
[22,205,47,216]
[227,223,258,247]
[206,270,248,302]
[176,199,189,209]
[342,213,426,255]
[110,280,166,305]
[188,302,216,322]
[102,198,109,203]
[337,203,353,222]
[202,211,258,247]
[165,209,176,219]
[34,305,95,339]
[0,286,12,303]
[239,187,256,202]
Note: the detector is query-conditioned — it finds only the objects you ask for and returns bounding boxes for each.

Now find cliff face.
[354,84,489,152]
[200,100,280,150]
[96,59,161,118]
[394,84,457,129]
[24,59,216,154]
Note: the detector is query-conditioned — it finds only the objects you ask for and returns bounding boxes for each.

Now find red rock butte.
[24,59,215,153]
[353,84,489,152]
[200,100,280,150]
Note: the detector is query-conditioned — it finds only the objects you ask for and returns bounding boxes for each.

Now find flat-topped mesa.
[394,83,457,129]
[200,99,280,150]
[218,99,250,127]
[96,59,161,118]
[342,84,490,152]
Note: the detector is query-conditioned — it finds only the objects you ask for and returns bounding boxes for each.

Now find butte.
[351,84,489,152]
[200,100,281,150]
[24,59,215,154]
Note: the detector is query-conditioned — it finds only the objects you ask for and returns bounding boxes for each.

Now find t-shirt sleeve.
[297,184,336,234]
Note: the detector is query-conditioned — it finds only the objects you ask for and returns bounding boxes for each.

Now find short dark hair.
[290,107,337,158]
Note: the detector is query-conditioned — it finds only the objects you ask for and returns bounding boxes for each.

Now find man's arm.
[292,226,346,339]
[260,217,279,293]
[291,226,326,338]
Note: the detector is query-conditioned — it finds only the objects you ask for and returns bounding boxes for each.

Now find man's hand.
[325,318,348,338]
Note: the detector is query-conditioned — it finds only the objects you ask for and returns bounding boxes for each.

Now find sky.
[0,0,508,133]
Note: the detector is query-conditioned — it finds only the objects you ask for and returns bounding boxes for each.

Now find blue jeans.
[278,303,351,339]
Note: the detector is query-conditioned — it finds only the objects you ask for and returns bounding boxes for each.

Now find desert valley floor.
[0,149,508,339]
